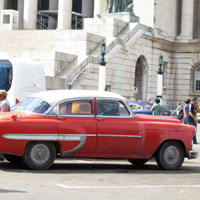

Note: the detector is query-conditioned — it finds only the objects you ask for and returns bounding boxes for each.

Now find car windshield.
[11,97,50,114]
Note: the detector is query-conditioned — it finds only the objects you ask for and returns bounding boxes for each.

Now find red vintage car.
[0,90,198,170]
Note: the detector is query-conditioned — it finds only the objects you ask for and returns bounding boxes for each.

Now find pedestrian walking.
[171,101,182,117]
[147,97,153,106]
[0,90,10,112]
[185,97,198,144]
[183,99,190,124]
[151,98,163,116]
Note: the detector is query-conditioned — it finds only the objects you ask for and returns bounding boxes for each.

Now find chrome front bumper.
[188,150,198,159]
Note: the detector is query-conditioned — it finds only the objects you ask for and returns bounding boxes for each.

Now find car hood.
[0,111,26,120]
[0,111,45,120]
[136,114,181,124]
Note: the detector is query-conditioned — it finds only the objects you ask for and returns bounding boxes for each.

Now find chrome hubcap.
[30,144,50,165]
[164,146,180,166]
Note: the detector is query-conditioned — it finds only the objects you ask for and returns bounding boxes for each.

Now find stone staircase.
[64,16,152,90]
[0,13,152,91]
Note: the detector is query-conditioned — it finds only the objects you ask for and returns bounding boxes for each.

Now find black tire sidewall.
[23,142,56,170]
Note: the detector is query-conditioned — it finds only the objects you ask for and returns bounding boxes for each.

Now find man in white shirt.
[0,90,10,112]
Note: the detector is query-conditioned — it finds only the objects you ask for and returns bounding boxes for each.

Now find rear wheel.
[127,159,148,166]
[3,154,23,164]
[156,141,185,170]
[23,142,56,170]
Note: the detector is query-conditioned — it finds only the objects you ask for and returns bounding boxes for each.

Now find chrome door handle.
[97,117,104,121]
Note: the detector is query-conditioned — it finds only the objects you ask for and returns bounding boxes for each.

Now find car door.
[57,98,97,155]
[96,99,142,156]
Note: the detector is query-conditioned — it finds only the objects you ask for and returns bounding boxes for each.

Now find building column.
[48,0,58,29]
[94,0,107,17]
[18,0,24,29]
[23,0,38,30]
[0,0,4,10]
[180,0,194,38]
[57,0,72,30]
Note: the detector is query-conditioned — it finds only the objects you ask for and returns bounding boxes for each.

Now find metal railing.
[37,11,86,30]
[72,11,86,30]
[37,12,49,30]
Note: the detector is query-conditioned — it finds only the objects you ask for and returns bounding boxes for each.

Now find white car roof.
[30,90,125,104]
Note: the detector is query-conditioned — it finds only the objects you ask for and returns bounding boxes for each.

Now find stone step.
[84,16,129,37]
[0,30,104,56]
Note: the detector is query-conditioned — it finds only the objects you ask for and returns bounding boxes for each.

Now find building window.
[38,0,49,10]
[194,67,200,91]
[13,15,17,25]
[6,0,18,10]
[3,15,10,24]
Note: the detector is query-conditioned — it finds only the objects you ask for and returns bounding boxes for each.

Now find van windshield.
[12,97,50,114]
[0,60,12,91]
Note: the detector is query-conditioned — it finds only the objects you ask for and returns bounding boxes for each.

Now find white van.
[0,53,46,106]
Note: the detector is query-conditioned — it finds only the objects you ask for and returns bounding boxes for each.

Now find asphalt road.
[0,126,200,200]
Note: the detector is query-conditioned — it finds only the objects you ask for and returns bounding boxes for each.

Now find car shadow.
[0,159,200,174]
[0,188,27,194]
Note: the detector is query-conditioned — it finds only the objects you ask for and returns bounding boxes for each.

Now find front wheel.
[156,141,185,170]
[23,142,56,170]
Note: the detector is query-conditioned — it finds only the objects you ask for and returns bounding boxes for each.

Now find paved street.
[0,126,200,200]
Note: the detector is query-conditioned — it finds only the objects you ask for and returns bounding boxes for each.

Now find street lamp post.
[98,41,107,91]
[156,55,163,104]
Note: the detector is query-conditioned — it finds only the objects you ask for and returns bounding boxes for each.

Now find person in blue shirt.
[183,99,190,124]
[172,102,182,117]
[185,97,198,144]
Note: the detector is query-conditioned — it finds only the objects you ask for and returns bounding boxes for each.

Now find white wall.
[134,0,154,27]
[154,0,178,35]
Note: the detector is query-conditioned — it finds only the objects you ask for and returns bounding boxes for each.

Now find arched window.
[194,67,200,91]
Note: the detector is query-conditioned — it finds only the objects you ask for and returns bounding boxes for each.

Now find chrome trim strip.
[98,134,142,138]
[2,134,96,141]
[58,134,96,141]
[58,115,95,118]
[2,133,89,158]
[96,115,132,119]
[61,136,87,157]
[2,133,141,141]
[3,134,58,141]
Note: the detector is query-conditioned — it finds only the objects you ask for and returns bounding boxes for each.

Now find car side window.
[98,101,129,117]
[59,101,92,115]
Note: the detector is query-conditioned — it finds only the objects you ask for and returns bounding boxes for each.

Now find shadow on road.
[0,159,200,175]
[0,188,27,194]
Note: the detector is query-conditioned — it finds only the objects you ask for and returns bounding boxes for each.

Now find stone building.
[0,0,200,108]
